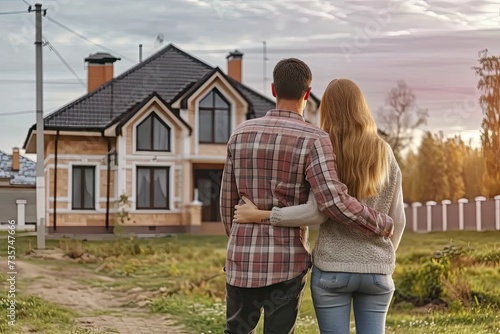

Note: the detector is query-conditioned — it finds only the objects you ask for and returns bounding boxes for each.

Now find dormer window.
[199,88,231,144]
[137,113,171,152]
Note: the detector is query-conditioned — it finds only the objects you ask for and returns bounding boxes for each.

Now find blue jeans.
[310,266,394,334]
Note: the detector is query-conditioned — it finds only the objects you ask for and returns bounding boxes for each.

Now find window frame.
[198,88,231,144]
[136,112,171,152]
[71,165,96,210]
[135,166,170,210]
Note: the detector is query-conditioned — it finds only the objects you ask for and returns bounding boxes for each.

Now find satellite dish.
[154,33,165,48]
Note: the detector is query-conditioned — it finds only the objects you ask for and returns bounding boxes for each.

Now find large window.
[72,166,95,210]
[136,167,170,209]
[199,89,231,144]
[137,113,171,151]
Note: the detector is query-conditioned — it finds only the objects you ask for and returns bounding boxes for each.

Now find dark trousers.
[224,271,308,334]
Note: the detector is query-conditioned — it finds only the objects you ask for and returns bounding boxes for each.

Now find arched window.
[136,113,171,152]
[199,89,231,144]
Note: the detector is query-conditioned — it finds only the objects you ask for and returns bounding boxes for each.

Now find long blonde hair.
[319,78,388,199]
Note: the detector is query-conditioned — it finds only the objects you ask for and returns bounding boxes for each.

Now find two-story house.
[22,44,321,234]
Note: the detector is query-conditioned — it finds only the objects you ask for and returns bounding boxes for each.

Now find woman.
[233,78,406,334]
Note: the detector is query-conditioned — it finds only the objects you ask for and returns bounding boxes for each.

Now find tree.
[401,150,418,203]
[444,136,465,202]
[415,132,449,202]
[462,146,486,199]
[473,50,500,197]
[378,80,429,161]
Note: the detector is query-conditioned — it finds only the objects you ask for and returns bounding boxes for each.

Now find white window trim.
[131,161,177,213]
[133,110,176,156]
[68,162,100,212]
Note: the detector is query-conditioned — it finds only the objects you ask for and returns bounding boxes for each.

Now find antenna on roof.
[154,33,164,49]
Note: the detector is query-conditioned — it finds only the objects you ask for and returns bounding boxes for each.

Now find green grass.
[0,288,100,334]
[1,230,499,333]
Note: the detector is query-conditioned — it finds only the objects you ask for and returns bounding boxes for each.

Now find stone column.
[426,201,436,232]
[412,202,422,232]
[475,196,487,231]
[16,199,27,229]
[458,198,469,230]
[189,188,203,227]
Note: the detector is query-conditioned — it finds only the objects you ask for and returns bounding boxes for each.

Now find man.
[220,58,394,334]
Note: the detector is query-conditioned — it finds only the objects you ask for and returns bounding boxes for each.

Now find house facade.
[23,45,320,234]
[0,148,36,228]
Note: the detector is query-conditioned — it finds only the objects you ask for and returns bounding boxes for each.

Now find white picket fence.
[404,195,500,232]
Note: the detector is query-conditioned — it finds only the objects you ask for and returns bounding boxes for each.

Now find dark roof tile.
[40,44,275,132]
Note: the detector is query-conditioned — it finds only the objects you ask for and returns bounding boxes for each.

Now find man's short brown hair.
[273,58,312,100]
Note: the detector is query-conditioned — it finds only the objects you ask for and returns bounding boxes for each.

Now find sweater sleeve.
[388,160,406,250]
[270,191,329,227]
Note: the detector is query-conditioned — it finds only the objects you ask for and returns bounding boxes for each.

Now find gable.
[109,93,191,137]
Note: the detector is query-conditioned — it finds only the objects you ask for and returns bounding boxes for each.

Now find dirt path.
[8,259,194,334]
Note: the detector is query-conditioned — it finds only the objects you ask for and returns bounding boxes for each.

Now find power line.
[20,0,31,6]
[43,15,136,63]
[0,10,30,15]
[0,108,56,117]
[0,79,83,85]
[0,110,34,116]
[42,35,85,87]
[0,107,58,117]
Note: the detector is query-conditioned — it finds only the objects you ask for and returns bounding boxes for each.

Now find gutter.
[53,130,59,231]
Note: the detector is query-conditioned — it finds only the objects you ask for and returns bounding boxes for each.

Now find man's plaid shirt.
[220,110,394,288]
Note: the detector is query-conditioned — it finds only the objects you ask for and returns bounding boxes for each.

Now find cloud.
[0,0,498,153]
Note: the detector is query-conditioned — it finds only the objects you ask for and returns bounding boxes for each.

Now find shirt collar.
[266,109,305,121]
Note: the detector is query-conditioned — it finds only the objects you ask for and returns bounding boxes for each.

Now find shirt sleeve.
[305,135,394,237]
[270,191,328,227]
[388,161,406,250]
[220,145,239,236]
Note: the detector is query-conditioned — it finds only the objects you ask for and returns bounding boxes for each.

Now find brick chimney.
[12,147,20,172]
[84,52,121,92]
[226,50,244,82]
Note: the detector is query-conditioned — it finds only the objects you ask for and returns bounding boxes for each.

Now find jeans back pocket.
[316,271,352,292]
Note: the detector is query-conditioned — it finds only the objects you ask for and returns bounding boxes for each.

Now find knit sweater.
[270,144,406,275]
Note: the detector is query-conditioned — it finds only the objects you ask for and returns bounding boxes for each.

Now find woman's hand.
[234,197,269,224]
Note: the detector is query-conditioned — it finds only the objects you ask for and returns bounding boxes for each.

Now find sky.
[0,0,499,158]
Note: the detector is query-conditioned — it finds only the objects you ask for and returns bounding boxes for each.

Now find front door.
[194,169,223,222]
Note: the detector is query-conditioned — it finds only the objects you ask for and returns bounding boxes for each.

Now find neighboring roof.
[27,44,275,137]
[0,150,36,186]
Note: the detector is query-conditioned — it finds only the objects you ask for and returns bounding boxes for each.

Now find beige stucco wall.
[39,76,254,230]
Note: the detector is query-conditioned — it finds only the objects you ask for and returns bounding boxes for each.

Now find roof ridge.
[168,44,214,70]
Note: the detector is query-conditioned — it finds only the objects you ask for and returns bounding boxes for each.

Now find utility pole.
[35,3,45,249]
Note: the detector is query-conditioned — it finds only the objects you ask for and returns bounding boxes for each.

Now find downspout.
[105,137,111,231]
[53,130,59,231]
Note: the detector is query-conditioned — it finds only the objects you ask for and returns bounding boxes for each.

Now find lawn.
[0,230,499,333]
